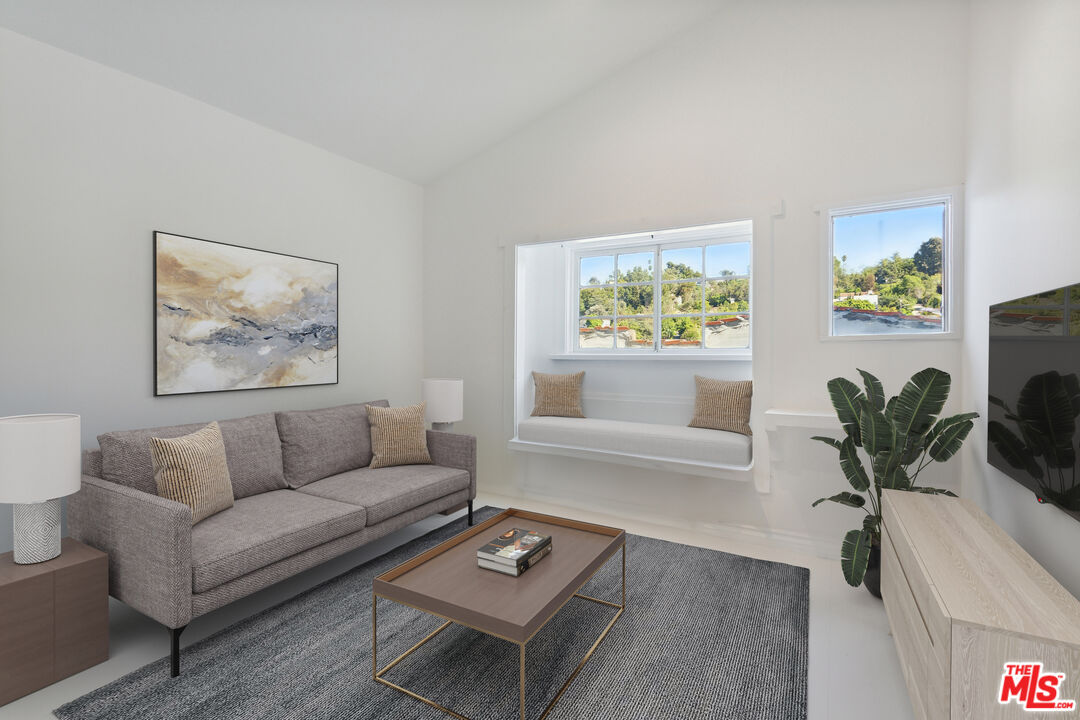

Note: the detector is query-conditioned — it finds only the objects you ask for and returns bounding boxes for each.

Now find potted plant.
[811,367,978,596]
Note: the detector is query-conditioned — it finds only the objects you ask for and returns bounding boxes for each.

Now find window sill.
[819,331,962,343]
[549,351,752,362]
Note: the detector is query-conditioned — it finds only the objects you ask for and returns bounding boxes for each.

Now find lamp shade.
[421,378,464,424]
[0,414,81,503]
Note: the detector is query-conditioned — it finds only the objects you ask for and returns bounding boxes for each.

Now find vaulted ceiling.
[0,1,720,183]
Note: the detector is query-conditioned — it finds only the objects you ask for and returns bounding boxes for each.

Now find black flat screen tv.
[988,283,1080,518]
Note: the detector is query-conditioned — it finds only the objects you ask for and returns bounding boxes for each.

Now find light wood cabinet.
[882,490,1080,719]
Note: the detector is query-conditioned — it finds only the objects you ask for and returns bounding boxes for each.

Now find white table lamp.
[0,414,81,564]
[421,378,463,431]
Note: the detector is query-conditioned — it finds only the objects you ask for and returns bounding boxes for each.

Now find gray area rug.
[56,507,808,720]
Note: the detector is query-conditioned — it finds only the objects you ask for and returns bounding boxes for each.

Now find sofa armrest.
[427,431,477,499]
[67,475,193,628]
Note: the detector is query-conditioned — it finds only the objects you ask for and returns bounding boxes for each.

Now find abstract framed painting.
[154,231,338,396]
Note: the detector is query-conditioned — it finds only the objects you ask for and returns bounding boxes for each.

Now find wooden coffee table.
[372,508,626,720]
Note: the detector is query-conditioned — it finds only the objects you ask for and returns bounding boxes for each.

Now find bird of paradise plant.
[812,367,978,590]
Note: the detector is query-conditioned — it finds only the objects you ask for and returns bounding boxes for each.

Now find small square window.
[828,195,956,338]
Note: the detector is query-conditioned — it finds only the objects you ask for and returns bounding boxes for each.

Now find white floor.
[1,494,914,720]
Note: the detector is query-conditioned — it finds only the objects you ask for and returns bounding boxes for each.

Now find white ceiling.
[0,1,720,183]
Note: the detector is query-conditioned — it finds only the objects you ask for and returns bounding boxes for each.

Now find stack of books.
[477,528,552,576]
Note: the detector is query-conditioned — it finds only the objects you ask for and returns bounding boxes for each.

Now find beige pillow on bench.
[689,376,753,436]
[531,371,585,418]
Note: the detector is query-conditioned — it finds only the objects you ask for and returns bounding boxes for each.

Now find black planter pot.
[863,541,882,598]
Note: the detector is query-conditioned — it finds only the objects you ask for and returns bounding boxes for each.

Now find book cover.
[477,528,551,566]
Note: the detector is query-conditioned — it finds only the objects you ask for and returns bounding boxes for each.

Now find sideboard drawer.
[883,527,931,720]
[883,508,951,667]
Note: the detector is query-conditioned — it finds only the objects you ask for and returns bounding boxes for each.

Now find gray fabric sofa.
[68,400,476,676]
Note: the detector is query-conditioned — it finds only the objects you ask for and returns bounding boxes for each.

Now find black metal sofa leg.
[170,624,187,677]
[468,500,474,526]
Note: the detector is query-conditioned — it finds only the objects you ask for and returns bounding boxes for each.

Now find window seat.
[508,416,753,479]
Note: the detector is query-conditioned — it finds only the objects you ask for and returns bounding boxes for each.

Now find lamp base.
[431,422,456,432]
[13,499,62,564]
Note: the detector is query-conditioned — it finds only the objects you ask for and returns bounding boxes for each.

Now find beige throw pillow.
[367,403,433,468]
[150,421,235,525]
[531,371,585,418]
[688,376,753,436]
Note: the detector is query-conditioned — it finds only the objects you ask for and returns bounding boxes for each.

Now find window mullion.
[654,244,661,351]
[700,245,707,349]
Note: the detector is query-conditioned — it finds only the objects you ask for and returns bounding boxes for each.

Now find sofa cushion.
[150,422,234,525]
[190,490,366,593]
[98,413,288,498]
[367,403,432,469]
[275,400,389,488]
[296,465,470,526]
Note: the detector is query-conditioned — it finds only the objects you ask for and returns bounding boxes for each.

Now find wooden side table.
[0,537,108,706]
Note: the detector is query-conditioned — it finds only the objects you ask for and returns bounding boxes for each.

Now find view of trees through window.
[831,201,948,336]
[577,241,751,351]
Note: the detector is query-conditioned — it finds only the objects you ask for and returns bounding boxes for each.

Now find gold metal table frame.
[372,541,626,720]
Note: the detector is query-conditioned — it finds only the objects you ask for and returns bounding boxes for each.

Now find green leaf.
[908,486,958,497]
[859,397,897,458]
[827,377,865,445]
[862,514,881,534]
[929,412,980,437]
[899,433,924,466]
[858,369,886,412]
[885,396,897,422]
[988,394,1008,411]
[839,436,871,492]
[928,420,974,462]
[874,451,910,489]
[922,413,980,459]
[893,367,952,438]
[812,492,867,508]
[812,435,843,450]
[987,420,1043,479]
[841,528,873,587]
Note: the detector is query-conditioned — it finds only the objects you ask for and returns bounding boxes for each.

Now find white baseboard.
[487,485,840,561]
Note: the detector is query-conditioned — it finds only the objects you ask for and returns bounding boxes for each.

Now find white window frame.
[821,188,962,342]
[567,221,753,356]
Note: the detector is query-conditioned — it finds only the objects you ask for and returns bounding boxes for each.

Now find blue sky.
[834,204,944,271]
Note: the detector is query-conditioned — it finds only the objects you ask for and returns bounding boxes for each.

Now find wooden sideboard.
[881,490,1080,719]
[0,538,108,706]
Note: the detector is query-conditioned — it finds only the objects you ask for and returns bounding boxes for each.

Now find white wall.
[425,0,970,551]
[0,29,425,552]
[961,0,1080,596]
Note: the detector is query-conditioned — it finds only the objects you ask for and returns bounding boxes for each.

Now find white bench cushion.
[516,416,752,468]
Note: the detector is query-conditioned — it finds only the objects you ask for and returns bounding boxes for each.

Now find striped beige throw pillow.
[367,403,433,469]
[149,422,234,525]
[531,371,585,418]
[688,376,753,436]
